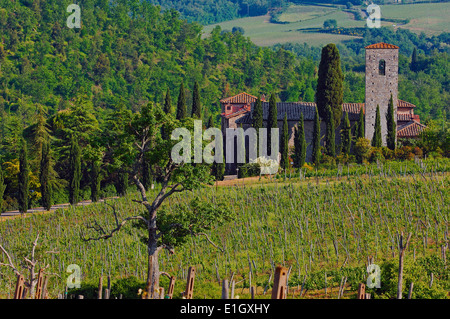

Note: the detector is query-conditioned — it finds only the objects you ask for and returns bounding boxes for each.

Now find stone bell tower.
[365,42,399,145]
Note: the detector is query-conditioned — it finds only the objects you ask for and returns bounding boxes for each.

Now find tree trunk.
[146,210,160,299]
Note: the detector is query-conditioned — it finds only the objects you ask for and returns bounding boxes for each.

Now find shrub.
[238,163,260,178]
[111,276,145,299]
[369,148,385,163]
[354,138,371,163]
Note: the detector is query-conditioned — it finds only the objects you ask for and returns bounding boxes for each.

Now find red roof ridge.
[220,92,258,104]
[365,42,399,49]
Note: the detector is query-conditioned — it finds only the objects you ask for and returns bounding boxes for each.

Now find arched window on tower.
[379,59,386,76]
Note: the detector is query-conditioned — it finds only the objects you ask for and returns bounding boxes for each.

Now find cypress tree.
[294,112,306,168]
[191,81,202,119]
[372,105,382,148]
[316,43,344,128]
[252,96,263,156]
[68,137,81,205]
[18,139,29,214]
[341,111,351,155]
[267,93,278,157]
[280,112,289,169]
[325,105,336,157]
[410,47,418,72]
[0,168,6,214]
[386,94,396,150]
[161,88,173,140]
[212,154,225,181]
[176,82,187,120]
[116,171,128,196]
[90,160,101,203]
[40,141,52,211]
[312,107,321,166]
[356,108,365,139]
[207,115,214,129]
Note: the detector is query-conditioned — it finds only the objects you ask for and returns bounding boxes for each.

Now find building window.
[379,59,386,76]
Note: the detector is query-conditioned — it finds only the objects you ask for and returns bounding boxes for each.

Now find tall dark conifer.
[40,140,52,210]
[312,107,321,166]
[90,160,101,203]
[356,108,365,139]
[267,93,278,157]
[0,168,6,213]
[386,94,396,150]
[69,137,81,205]
[325,105,336,157]
[341,111,351,155]
[372,105,382,148]
[191,81,202,119]
[252,96,263,156]
[316,43,344,128]
[176,83,187,120]
[410,47,418,72]
[294,112,306,168]
[280,113,289,169]
[161,88,173,140]
[18,139,29,214]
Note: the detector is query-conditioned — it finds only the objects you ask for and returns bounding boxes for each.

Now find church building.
[220,43,426,174]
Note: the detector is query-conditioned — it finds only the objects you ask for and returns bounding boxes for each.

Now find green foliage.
[191,81,202,119]
[90,161,101,203]
[316,43,344,128]
[238,162,261,178]
[372,105,382,148]
[18,139,29,214]
[293,112,306,168]
[267,93,278,157]
[312,107,321,166]
[325,105,336,157]
[386,95,396,150]
[374,257,448,299]
[176,83,187,120]
[280,113,289,169]
[341,111,351,155]
[153,198,233,249]
[111,276,146,299]
[356,109,365,140]
[40,141,52,210]
[0,169,6,213]
[354,138,371,164]
[68,137,81,205]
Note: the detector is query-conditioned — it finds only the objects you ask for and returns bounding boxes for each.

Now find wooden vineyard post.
[271,266,288,299]
[14,274,25,299]
[167,276,176,299]
[357,283,366,299]
[98,276,103,299]
[41,276,49,299]
[221,279,229,299]
[184,267,195,299]
[34,269,44,299]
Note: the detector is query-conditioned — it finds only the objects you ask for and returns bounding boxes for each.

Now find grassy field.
[202,2,450,47]
[0,159,449,299]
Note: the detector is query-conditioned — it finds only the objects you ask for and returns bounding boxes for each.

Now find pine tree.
[161,88,173,140]
[356,108,365,139]
[191,81,202,119]
[69,137,81,205]
[410,47,418,72]
[18,139,29,214]
[372,105,382,148]
[280,113,289,169]
[386,94,396,150]
[0,169,6,214]
[176,82,187,120]
[207,115,214,129]
[341,111,351,155]
[325,105,336,157]
[312,107,321,166]
[316,43,344,128]
[267,93,278,157]
[116,171,128,196]
[294,112,306,168]
[40,140,52,211]
[90,161,101,202]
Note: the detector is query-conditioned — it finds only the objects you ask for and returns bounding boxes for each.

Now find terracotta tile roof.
[220,92,259,104]
[398,100,416,108]
[236,102,317,124]
[397,121,426,138]
[222,104,251,119]
[397,112,414,122]
[365,42,399,49]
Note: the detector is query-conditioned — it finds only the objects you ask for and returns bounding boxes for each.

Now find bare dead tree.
[0,233,51,298]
